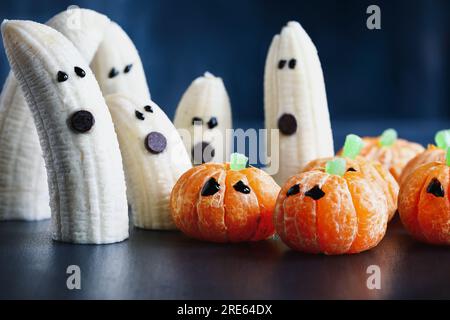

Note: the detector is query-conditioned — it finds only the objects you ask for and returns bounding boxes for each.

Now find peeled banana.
[91,22,151,103]
[0,8,110,221]
[174,72,232,164]
[264,21,334,185]
[106,94,192,229]
[2,20,128,243]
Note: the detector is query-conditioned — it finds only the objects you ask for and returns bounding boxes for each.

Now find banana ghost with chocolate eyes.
[106,94,192,230]
[264,21,334,185]
[2,20,128,243]
[174,72,232,165]
[0,8,110,221]
[91,22,151,103]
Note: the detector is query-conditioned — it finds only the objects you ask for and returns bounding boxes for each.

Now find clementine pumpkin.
[305,134,399,221]
[274,156,389,255]
[398,148,450,245]
[399,130,449,185]
[170,153,280,242]
[346,129,424,182]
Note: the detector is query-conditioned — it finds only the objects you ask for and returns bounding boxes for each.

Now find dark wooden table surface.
[0,215,449,300]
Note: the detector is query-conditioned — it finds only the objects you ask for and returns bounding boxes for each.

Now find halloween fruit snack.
[264,21,334,185]
[0,8,110,221]
[170,153,280,242]
[91,22,151,103]
[399,130,449,185]
[344,129,424,182]
[304,134,399,221]
[105,94,192,229]
[274,137,390,255]
[398,148,450,245]
[174,72,232,164]
[2,20,128,244]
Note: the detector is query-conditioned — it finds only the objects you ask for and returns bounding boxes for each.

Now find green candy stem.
[325,158,346,177]
[435,129,450,150]
[379,128,398,147]
[447,148,450,167]
[342,134,364,159]
[230,153,248,171]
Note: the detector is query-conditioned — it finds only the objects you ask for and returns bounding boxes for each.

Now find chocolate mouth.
[145,131,167,154]
[192,141,215,164]
[277,113,297,135]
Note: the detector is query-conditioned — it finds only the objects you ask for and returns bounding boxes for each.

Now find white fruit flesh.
[0,9,110,221]
[174,72,232,164]
[91,22,151,103]
[264,21,334,185]
[106,94,191,229]
[2,20,128,243]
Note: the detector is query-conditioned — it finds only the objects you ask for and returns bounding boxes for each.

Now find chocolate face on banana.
[91,22,151,103]
[174,72,232,165]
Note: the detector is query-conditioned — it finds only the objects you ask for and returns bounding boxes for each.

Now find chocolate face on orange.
[305,185,325,200]
[278,113,297,135]
[286,184,300,197]
[347,167,357,172]
[426,178,445,197]
[145,132,167,154]
[69,110,95,133]
[233,180,251,194]
[201,177,221,196]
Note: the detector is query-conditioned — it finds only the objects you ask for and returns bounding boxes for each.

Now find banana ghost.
[174,72,232,164]
[91,22,151,103]
[2,20,128,244]
[106,94,192,230]
[264,21,334,185]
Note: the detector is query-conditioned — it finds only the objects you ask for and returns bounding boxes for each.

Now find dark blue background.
[1,0,449,134]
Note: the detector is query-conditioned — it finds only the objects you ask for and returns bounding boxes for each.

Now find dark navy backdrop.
[0,0,449,124]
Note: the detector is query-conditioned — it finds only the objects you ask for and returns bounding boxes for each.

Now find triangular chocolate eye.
[201,177,221,196]
[426,178,445,197]
[233,180,251,194]
[305,185,325,200]
[286,184,300,197]
[347,167,357,172]
[109,67,119,78]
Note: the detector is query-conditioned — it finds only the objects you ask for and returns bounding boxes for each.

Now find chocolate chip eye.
[305,185,325,200]
[145,131,167,154]
[207,117,218,129]
[135,110,145,120]
[286,184,300,197]
[57,71,68,82]
[278,60,287,69]
[144,105,153,113]
[124,64,133,73]
[69,110,94,133]
[347,167,357,172]
[201,177,221,196]
[278,113,297,135]
[426,178,445,197]
[192,117,203,125]
[288,59,297,69]
[74,66,86,78]
[233,180,251,194]
[109,67,119,78]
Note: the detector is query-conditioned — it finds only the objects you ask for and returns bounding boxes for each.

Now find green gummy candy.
[379,128,398,147]
[342,134,363,159]
[326,158,346,177]
[230,153,248,171]
[447,148,450,167]
[435,130,450,150]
